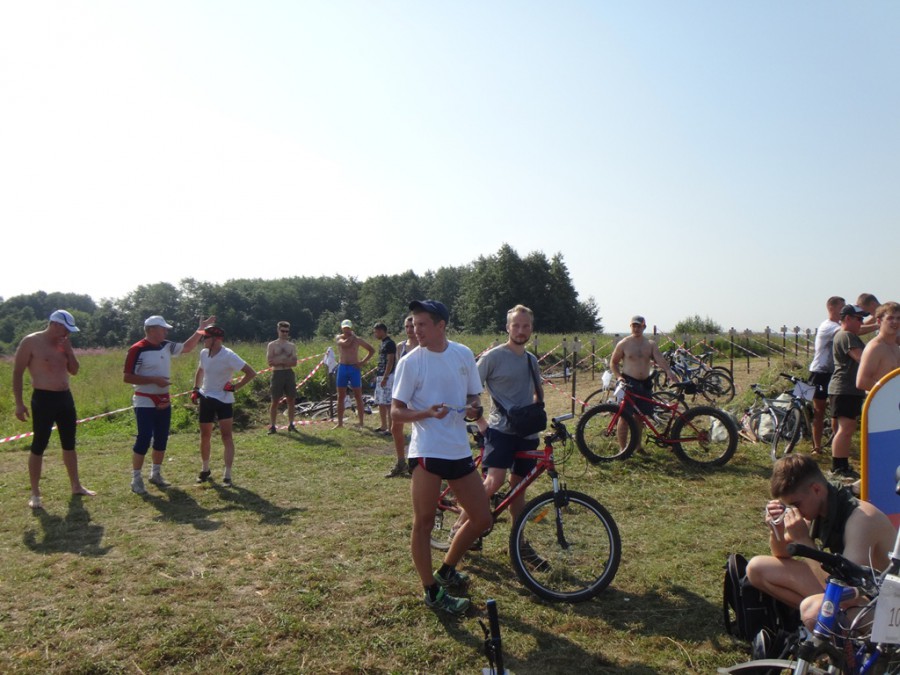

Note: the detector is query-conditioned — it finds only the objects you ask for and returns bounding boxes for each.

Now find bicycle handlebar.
[786,543,878,595]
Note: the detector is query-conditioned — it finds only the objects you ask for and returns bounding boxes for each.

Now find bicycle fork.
[549,474,572,550]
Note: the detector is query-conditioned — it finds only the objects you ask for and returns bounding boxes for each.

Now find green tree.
[674,314,723,334]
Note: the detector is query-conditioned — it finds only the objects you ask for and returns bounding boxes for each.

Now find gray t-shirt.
[828,330,865,397]
[477,345,541,436]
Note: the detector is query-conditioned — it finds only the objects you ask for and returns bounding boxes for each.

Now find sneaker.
[28,495,43,509]
[148,474,170,488]
[267,425,277,435]
[424,587,470,615]
[131,476,147,494]
[222,476,233,486]
[830,466,860,480]
[196,470,211,484]
[384,462,406,478]
[519,539,551,572]
[434,567,469,590]
[288,424,297,433]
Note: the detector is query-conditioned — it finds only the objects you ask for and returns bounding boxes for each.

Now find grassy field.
[0,340,846,673]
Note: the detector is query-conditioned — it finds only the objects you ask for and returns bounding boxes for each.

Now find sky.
[2,2,898,333]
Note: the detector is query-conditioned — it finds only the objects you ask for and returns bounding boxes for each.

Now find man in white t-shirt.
[807,296,843,454]
[123,313,213,494]
[192,325,256,486]
[391,300,490,615]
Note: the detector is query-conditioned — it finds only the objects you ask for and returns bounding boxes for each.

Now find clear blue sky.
[2,2,897,333]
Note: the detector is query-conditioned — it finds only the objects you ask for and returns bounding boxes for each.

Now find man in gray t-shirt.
[827,304,868,478]
[471,305,545,565]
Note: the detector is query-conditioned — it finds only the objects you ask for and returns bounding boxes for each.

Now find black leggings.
[31,389,77,455]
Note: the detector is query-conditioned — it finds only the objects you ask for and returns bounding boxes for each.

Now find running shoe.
[424,587,470,615]
[131,476,147,495]
[148,474,170,488]
[267,426,277,435]
[196,470,211,484]
[434,567,469,589]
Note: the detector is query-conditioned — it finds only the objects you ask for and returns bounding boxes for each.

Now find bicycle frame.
[607,387,682,447]
[436,416,572,523]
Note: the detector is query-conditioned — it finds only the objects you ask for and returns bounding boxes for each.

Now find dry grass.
[0,345,851,673]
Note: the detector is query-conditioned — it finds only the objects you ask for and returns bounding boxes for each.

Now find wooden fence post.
[765,327,771,368]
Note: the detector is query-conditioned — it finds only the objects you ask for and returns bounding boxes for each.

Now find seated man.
[747,454,895,629]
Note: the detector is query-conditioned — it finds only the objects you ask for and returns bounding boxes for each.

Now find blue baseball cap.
[409,299,449,323]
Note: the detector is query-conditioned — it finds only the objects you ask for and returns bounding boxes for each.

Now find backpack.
[723,553,800,644]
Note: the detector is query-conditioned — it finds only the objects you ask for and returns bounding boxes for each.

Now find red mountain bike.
[575,381,739,468]
[431,414,621,602]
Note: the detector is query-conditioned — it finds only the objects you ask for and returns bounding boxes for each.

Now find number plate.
[872,574,900,644]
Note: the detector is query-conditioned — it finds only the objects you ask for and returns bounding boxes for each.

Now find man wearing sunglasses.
[827,304,868,479]
[266,321,298,435]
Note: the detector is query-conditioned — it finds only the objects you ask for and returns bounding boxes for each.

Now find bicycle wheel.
[580,387,613,412]
[771,406,802,460]
[671,406,738,468]
[509,489,620,602]
[575,404,637,462]
[650,390,689,428]
[430,482,462,551]
[699,370,735,404]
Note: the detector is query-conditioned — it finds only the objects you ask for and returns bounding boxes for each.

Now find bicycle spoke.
[510,490,620,602]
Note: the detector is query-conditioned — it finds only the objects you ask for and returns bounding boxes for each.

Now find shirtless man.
[266,321,299,434]
[856,293,881,336]
[13,310,96,509]
[609,315,679,449]
[334,319,374,428]
[856,301,900,391]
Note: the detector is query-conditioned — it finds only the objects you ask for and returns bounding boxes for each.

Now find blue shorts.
[198,395,234,424]
[336,363,362,389]
[133,406,172,455]
[483,427,539,477]
[408,456,477,480]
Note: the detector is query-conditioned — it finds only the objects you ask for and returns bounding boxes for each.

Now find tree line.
[0,246,601,354]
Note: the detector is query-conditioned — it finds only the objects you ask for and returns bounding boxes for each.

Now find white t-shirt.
[124,339,185,408]
[392,342,482,460]
[809,319,841,373]
[199,347,246,403]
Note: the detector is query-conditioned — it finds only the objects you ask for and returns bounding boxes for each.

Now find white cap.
[144,315,173,329]
[340,319,353,329]
[49,310,80,332]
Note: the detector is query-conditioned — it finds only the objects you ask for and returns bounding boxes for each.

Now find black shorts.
[30,389,77,455]
[198,395,234,424]
[829,394,863,420]
[408,456,477,480]
[623,374,655,415]
[483,427,539,477]
[808,371,831,401]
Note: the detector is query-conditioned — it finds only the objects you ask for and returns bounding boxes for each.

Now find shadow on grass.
[141,487,233,531]
[23,495,112,556]
[210,482,306,525]
[432,597,633,674]
[582,446,774,482]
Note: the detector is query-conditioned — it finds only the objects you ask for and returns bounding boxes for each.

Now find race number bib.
[872,574,900,644]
